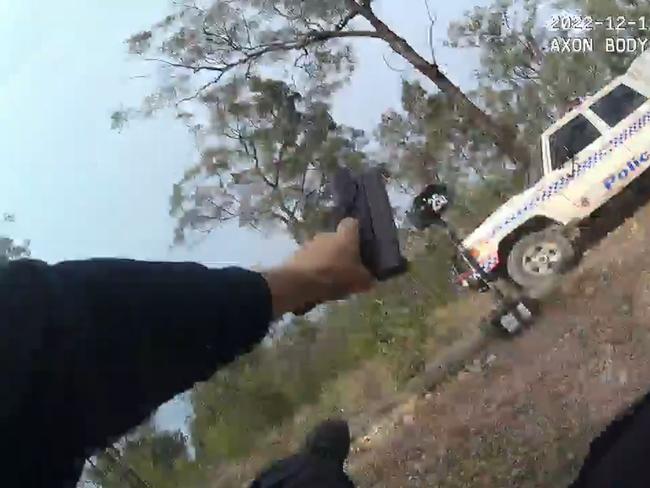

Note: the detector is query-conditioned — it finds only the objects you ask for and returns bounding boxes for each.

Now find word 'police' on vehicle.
[603,151,650,190]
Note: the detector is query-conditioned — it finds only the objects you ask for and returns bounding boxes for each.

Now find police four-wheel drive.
[455,49,650,295]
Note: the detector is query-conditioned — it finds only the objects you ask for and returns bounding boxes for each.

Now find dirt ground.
[348,202,650,487]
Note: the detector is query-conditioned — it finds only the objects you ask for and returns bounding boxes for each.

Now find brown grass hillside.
[348,197,650,487]
[209,184,650,488]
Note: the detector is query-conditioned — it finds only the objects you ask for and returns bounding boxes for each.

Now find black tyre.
[506,227,575,292]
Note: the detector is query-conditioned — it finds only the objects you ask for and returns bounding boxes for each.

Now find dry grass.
[206,288,493,487]
[348,202,650,487]
[212,198,650,488]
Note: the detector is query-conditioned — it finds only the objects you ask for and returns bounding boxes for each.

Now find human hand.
[263,218,375,318]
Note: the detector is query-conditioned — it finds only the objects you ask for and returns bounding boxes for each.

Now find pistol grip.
[332,167,408,281]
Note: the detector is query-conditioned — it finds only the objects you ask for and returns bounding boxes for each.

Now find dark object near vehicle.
[409,185,489,293]
[408,184,491,290]
[331,167,409,281]
[407,183,451,229]
[408,183,536,334]
[250,419,355,488]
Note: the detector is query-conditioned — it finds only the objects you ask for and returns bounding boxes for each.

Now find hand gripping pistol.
[294,167,409,315]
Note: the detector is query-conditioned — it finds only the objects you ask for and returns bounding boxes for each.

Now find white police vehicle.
[457,50,650,292]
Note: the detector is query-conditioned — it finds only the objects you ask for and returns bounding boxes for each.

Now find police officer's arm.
[1,218,372,465]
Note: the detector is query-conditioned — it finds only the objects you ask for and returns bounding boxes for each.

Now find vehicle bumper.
[452,254,499,292]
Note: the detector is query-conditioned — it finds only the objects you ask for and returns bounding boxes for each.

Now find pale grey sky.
[0,0,487,438]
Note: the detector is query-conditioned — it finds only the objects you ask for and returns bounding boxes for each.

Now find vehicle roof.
[542,50,650,137]
[541,74,627,139]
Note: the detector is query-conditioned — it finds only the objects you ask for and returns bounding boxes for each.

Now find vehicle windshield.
[548,114,601,170]
[590,83,648,127]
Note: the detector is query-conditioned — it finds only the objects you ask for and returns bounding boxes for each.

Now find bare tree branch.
[344,0,531,168]
[144,57,226,73]
[424,0,437,63]
[344,0,438,78]
[275,143,287,187]
[382,53,409,73]
[148,25,381,110]
[147,28,381,74]
[238,135,276,188]
[271,4,325,31]
[172,1,204,13]
[278,199,298,223]
[293,47,310,69]
[177,76,224,104]
[299,163,311,195]
[271,211,291,226]
[335,10,359,31]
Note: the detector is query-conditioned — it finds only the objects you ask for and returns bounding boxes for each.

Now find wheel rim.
[521,241,562,276]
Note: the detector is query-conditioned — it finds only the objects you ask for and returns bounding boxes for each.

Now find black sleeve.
[0,258,273,486]
[570,389,650,488]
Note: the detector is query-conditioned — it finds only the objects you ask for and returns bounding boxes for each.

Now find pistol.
[330,167,408,281]
[293,167,408,316]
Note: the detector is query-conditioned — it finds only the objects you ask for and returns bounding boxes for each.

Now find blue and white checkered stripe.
[477,254,499,273]
[489,110,650,238]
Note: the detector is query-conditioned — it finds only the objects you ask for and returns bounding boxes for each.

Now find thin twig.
[424,0,437,63]
[176,76,224,104]
[143,57,226,72]
[172,1,204,13]
[146,28,381,74]
[382,53,408,73]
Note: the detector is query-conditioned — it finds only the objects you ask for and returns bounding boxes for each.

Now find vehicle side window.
[548,114,601,170]
[590,84,648,127]
[525,142,544,185]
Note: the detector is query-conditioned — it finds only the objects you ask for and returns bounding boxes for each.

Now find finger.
[336,217,360,244]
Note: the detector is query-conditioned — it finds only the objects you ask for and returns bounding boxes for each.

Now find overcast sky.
[0,0,489,440]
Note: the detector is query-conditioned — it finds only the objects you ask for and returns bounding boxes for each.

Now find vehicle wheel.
[506,227,575,292]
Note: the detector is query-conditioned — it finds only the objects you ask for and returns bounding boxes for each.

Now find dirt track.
[349,200,650,486]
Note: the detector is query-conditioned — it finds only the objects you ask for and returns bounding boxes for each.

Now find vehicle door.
[569,82,649,207]
[541,112,611,220]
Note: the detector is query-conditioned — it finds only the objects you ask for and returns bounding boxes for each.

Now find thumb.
[336,217,360,243]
